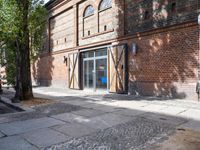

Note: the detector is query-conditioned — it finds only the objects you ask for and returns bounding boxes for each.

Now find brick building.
[32,0,200,100]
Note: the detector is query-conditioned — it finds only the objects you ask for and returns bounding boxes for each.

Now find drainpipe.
[0,53,2,94]
[197,6,200,101]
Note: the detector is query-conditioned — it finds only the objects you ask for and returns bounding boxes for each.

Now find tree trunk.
[14,0,33,101]
[13,39,22,102]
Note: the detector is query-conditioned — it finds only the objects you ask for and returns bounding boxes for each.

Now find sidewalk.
[34,87,200,124]
[34,87,200,138]
[33,87,200,133]
[0,87,199,149]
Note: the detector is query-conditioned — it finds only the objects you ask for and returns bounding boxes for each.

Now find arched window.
[84,5,94,17]
[99,0,112,11]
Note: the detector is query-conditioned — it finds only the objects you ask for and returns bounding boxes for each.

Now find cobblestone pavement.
[46,118,174,150]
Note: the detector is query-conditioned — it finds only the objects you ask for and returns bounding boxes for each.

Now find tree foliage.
[29,1,48,61]
[0,0,47,101]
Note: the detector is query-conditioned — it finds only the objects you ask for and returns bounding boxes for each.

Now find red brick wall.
[83,13,96,36]
[99,7,113,33]
[32,52,68,87]
[78,0,118,46]
[33,0,200,101]
[49,8,74,51]
[127,23,198,100]
[125,0,198,35]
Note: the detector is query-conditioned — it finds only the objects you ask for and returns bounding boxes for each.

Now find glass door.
[83,60,94,89]
[96,58,107,90]
[83,48,108,91]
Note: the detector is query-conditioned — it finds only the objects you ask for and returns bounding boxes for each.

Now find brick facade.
[127,22,198,100]
[125,0,198,35]
[49,8,75,51]
[33,0,200,100]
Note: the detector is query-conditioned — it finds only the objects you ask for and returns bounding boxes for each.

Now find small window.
[56,40,59,45]
[84,5,94,17]
[65,38,67,43]
[171,2,176,13]
[99,0,112,11]
[88,30,90,36]
[144,11,150,20]
[104,25,107,31]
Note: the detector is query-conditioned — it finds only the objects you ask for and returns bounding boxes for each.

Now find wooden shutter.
[108,44,128,93]
[68,52,80,89]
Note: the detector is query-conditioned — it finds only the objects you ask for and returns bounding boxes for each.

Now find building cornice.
[45,0,65,10]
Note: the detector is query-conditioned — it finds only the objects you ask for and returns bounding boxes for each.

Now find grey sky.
[44,0,50,3]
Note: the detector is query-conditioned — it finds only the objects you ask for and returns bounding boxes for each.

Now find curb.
[0,96,34,112]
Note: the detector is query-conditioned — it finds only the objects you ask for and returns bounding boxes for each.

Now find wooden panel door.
[108,44,128,93]
[68,52,80,89]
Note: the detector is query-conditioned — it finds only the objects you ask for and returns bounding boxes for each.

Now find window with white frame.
[99,0,112,11]
[98,0,112,32]
[83,5,95,37]
[84,5,94,17]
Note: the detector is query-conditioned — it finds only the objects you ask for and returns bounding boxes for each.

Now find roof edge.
[45,0,64,9]
[45,0,55,7]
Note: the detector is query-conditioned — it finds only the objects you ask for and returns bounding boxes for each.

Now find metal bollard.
[0,79,2,94]
[196,80,200,101]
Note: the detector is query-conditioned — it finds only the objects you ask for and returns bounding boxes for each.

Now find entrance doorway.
[83,48,108,91]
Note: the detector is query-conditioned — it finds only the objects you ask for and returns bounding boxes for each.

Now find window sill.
[82,29,114,40]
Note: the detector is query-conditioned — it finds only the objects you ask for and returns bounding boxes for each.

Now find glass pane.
[83,51,94,58]
[84,60,94,88]
[96,58,107,90]
[84,5,94,17]
[95,49,107,57]
[99,0,112,10]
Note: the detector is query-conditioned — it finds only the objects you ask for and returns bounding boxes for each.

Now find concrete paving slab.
[141,113,187,127]
[92,105,125,113]
[0,117,65,136]
[92,101,113,105]
[178,109,200,121]
[140,104,168,113]
[0,136,38,150]
[52,122,99,138]
[159,106,188,116]
[159,100,200,109]
[110,101,149,109]
[180,120,200,132]
[113,109,146,117]
[51,112,90,123]
[82,103,104,109]
[63,100,90,106]
[78,113,133,130]
[82,101,114,107]
[21,128,71,148]
[72,109,106,117]
[0,131,5,138]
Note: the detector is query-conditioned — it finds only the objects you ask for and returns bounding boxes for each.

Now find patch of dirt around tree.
[151,128,200,150]
[21,98,57,107]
